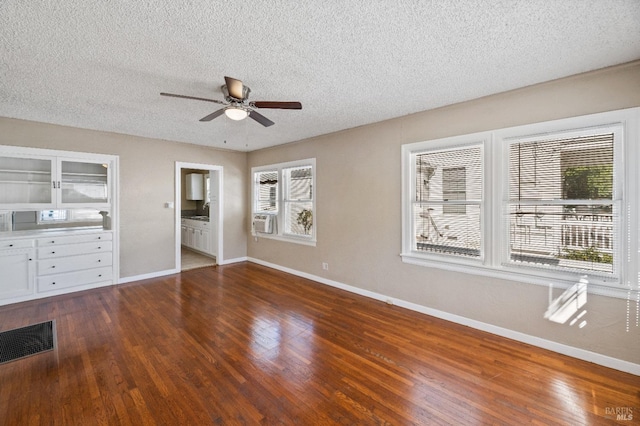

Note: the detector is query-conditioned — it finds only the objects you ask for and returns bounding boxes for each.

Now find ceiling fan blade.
[224,76,245,100]
[248,110,275,127]
[160,92,225,105]
[252,101,302,110]
[199,108,226,122]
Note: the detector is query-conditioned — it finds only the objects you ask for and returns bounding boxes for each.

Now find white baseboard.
[118,268,179,284]
[117,256,249,284]
[218,256,248,265]
[248,257,640,376]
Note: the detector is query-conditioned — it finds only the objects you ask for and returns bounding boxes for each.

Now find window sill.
[253,232,316,247]
[400,252,631,300]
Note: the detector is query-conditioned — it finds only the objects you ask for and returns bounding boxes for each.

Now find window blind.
[413,145,482,258]
[284,165,313,236]
[257,170,278,212]
[507,133,615,275]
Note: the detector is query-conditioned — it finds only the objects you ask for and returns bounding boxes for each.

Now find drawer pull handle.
[98,260,101,262]
[51,241,55,244]
[52,282,56,285]
[28,258,32,261]
[98,247,101,249]
[98,274,102,277]
[98,237,101,239]
[51,266,56,268]
[9,244,13,247]
[51,251,55,254]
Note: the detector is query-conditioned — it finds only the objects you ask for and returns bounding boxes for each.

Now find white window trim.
[252,158,316,246]
[401,107,640,299]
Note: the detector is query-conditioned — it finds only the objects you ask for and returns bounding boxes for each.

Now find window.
[402,108,640,296]
[256,170,278,213]
[508,133,616,275]
[283,165,313,237]
[412,145,482,258]
[252,159,316,245]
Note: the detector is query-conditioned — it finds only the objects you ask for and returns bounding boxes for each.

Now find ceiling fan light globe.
[224,107,248,121]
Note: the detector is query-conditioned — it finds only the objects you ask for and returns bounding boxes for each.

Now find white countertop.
[0,226,107,239]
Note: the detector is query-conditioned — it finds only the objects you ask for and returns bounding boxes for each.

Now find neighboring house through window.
[442,167,467,215]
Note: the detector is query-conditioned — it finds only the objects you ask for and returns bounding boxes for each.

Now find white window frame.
[401,108,640,298]
[251,158,316,246]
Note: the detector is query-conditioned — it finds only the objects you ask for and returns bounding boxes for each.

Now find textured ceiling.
[1,1,639,152]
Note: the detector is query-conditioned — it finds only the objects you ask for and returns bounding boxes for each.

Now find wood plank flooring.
[0,262,638,425]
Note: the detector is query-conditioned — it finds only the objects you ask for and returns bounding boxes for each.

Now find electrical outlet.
[322,262,329,270]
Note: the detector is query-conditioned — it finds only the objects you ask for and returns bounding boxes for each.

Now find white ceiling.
[1,1,639,152]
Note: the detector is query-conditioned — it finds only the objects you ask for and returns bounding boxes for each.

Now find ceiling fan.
[160,76,302,127]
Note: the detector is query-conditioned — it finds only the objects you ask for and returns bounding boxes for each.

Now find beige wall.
[0,120,248,277]
[247,61,640,365]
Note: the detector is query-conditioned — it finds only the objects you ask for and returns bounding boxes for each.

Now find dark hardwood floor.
[1,262,638,425]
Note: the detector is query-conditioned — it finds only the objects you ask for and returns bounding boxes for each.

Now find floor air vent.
[0,320,55,364]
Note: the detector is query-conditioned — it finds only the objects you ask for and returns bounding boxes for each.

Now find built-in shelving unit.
[0,145,119,306]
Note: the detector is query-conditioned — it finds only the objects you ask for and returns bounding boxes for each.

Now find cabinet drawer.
[37,241,112,259]
[183,219,209,229]
[37,232,112,247]
[0,238,34,250]
[37,252,112,276]
[37,267,113,292]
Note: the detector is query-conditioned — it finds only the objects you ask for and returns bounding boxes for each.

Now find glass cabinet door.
[59,160,109,204]
[0,156,54,205]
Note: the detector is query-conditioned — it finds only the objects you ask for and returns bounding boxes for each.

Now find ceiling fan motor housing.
[222,84,251,102]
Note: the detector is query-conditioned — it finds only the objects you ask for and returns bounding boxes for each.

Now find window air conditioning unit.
[253,214,274,234]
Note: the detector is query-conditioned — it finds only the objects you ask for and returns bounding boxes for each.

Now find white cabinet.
[199,228,210,253]
[185,173,204,200]
[0,154,54,206]
[181,219,213,255]
[185,226,195,247]
[0,146,118,306]
[58,158,110,206]
[193,227,210,253]
[0,148,113,209]
[181,225,189,246]
[36,232,113,293]
[0,230,115,305]
[0,246,35,300]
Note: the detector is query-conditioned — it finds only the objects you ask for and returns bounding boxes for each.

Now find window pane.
[509,133,613,202]
[508,204,614,274]
[443,167,466,214]
[283,165,313,236]
[508,132,615,275]
[256,171,278,212]
[415,146,482,202]
[285,201,313,236]
[413,145,482,258]
[284,166,312,201]
[413,203,481,258]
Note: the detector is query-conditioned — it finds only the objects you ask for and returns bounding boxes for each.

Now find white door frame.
[175,162,224,270]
